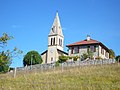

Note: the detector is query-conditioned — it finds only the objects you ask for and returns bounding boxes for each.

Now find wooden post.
[62,63,63,72]
[118,58,119,66]
[14,67,16,78]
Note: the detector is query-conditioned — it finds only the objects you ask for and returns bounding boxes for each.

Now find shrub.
[58,55,68,63]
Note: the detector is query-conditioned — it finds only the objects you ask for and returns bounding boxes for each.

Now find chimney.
[87,35,91,41]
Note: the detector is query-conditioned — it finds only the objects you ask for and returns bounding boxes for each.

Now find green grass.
[0,64,120,90]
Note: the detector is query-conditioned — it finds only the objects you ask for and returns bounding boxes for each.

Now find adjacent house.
[66,35,109,59]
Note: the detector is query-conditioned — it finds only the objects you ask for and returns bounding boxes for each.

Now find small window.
[74,47,79,54]
[94,46,96,52]
[71,47,74,54]
[53,38,55,45]
[51,57,53,61]
[78,47,79,53]
[87,46,90,53]
[61,39,62,46]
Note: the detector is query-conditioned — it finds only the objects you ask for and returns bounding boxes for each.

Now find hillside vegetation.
[0,64,120,90]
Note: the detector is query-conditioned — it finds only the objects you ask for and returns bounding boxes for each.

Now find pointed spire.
[49,11,64,37]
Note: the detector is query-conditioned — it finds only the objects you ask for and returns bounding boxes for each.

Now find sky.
[0,0,120,67]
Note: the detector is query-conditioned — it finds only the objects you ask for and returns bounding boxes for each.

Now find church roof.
[57,49,68,55]
[49,12,63,37]
[41,49,68,56]
[66,39,109,52]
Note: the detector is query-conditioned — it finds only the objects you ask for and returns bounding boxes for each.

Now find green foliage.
[58,55,68,63]
[81,53,88,61]
[0,33,23,73]
[115,55,120,62]
[0,33,13,48]
[23,51,43,66]
[87,51,94,59]
[55,61,59,67]
[72,56,79,61]
[81,51,93,61]
[109,49,115,59]
[0,53,9,73]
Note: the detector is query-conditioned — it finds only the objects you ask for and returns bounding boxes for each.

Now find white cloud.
[11,25,21,29]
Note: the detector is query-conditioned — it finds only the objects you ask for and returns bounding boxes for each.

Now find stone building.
[41,12,68,64]
[66,35,109,59]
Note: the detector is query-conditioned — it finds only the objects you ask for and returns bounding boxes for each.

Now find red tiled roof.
[66,39,100,47]
[66,39,109,52]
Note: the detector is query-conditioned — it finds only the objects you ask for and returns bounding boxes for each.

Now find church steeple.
[41,12,67,64]
[49,11,63,37]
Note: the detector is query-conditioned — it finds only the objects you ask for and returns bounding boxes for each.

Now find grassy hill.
[0,63,120,90]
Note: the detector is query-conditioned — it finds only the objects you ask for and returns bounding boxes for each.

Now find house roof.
[66,39,100,46]
[66,39,109,52]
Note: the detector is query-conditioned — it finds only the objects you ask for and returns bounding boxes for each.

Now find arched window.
[51,38,53,45]
[59,38,60,46]
[53,37,55,45]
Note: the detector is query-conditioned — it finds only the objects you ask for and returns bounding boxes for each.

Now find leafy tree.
[0,33,22,73]
[58,55,68,63]
[115,55,120,62]
[109,49,115,59]
[23,50,43,66]
[0,52,9,73]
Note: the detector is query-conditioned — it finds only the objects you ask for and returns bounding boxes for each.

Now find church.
[41,12,68,64]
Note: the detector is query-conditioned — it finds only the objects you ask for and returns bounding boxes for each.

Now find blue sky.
[0,0,120,67]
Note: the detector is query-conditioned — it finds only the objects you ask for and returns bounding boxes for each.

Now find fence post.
[62,63,63,72]
[14,67,17,78]
[118,59,119,66]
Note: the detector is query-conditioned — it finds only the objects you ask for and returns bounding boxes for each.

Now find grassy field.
[0,63,120,90]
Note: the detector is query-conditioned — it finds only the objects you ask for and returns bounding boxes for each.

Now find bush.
[73,56,79,61]
[115,55,120,62]
[58,55,68,63]
[55,61,59,67]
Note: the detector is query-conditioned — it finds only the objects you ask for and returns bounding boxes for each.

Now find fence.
[16,59,116,72]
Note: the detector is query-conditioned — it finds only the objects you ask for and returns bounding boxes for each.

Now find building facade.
[66,35,109,59]
[41,12,68,64]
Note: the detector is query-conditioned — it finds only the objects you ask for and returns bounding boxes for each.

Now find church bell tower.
[47,12,64,63]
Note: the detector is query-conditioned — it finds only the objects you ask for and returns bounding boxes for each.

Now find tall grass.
[0,64,120,90]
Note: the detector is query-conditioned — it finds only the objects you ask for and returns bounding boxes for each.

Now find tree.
[109,49,115,59]
[0,33,23,73]
[115,55,120,62]
[0,33,13,48]
[23,51,43,66]
[0,52,9,73]
[58,55,68,63]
